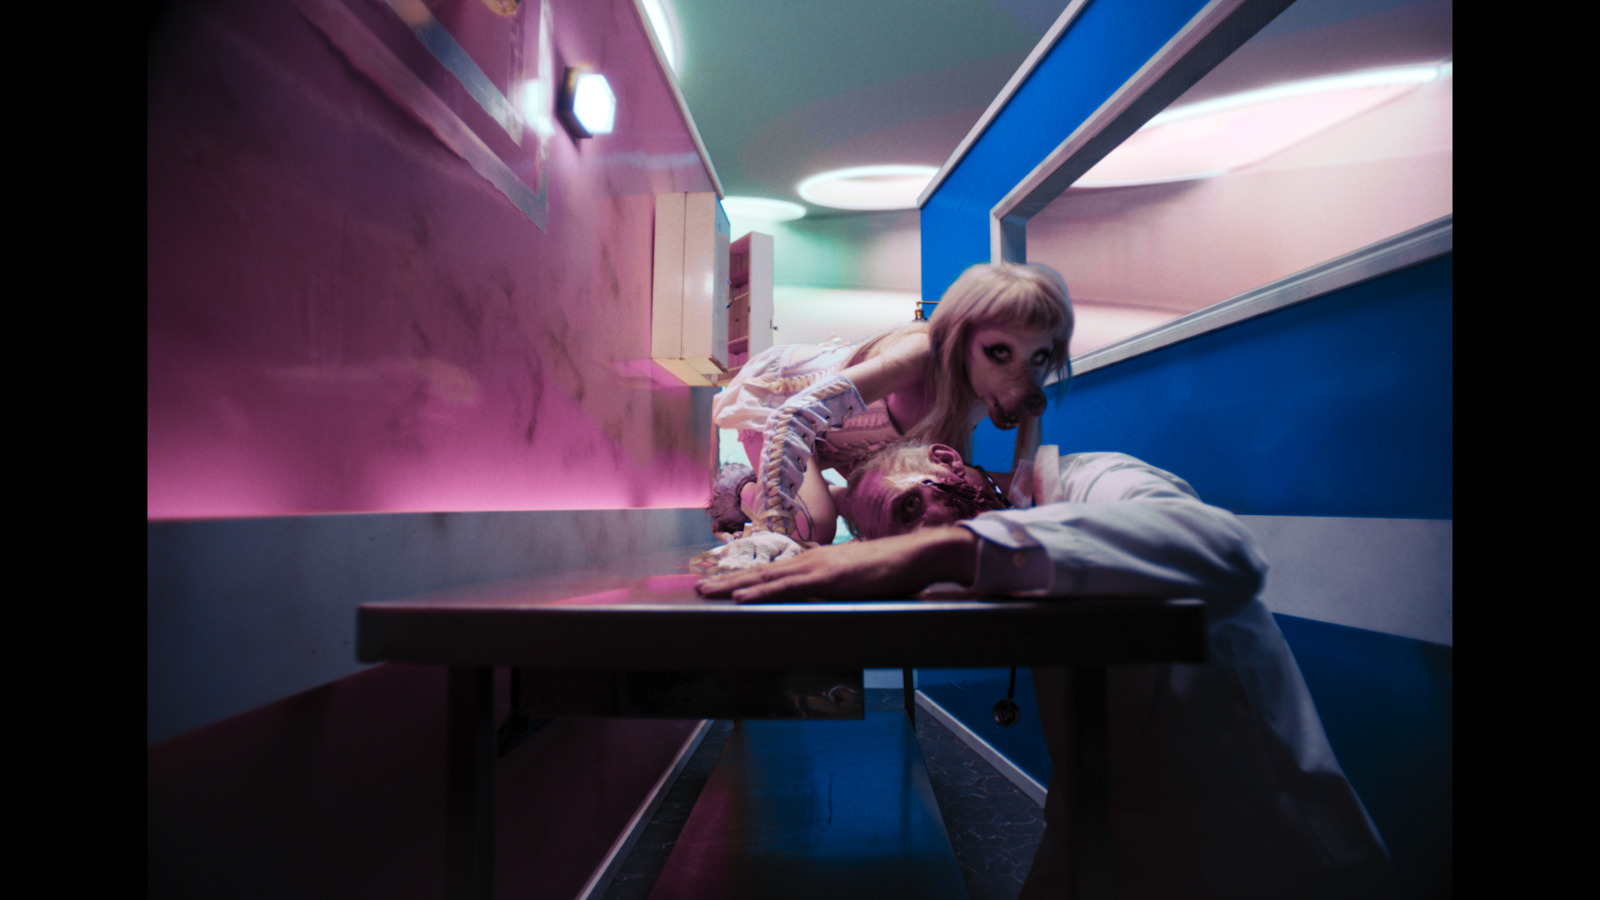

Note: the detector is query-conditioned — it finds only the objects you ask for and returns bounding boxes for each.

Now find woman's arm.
[753,331,932,540]
[835,330,930,405]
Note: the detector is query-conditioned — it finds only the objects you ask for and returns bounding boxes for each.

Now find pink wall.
[148,4,718,897]
[148,661,700,900]
[148,0,718,519]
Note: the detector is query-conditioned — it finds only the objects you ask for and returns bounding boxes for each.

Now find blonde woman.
[711,262,1074,544]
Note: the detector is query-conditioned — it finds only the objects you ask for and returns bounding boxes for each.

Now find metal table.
[357,561,1207,900]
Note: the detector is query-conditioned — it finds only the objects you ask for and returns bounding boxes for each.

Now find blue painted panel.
[919,613,1452,900]
[972,256,1453,519]
[920,5,1449,896]
[921,0,1212,303]
[1275,614,1453,900]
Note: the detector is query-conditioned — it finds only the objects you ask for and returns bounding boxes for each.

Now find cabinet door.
[652,192,730,385]
[728,232,773,368]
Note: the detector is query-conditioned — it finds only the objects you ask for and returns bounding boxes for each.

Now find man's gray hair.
[839,440,937,538]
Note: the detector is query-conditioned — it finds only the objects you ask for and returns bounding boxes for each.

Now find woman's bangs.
[987,283,1070,338]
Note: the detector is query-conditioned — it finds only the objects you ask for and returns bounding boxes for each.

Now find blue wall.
[918,3,1451,897]
[921,0,1213,304]
[969,255,1454,520]
[1276,614,1452,900]
[920,608,1453,900]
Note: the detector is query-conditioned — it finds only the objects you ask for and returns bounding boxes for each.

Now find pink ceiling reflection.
[1079,71,1442,187]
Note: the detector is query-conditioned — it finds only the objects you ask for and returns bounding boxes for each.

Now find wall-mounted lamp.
[557,66,616,140]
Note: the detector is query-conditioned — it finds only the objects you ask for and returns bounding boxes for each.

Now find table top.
[357,552,1209,670]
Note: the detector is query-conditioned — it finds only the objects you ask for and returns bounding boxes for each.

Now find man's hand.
[695,527,980,603]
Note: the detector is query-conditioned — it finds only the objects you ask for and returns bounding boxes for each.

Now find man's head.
[839,441,1010,540]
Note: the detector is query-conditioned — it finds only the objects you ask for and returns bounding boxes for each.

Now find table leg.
[903,666,915,725]
[448,667,494,900]
[1072,665,1113,900]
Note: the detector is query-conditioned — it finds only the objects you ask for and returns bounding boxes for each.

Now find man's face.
[843,445,1009,540]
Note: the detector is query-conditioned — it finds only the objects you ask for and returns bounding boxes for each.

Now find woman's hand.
[695,527,979,603]
[691,531,807,577]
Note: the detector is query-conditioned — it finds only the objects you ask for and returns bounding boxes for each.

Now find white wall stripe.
[1239,515,1452,646]
[147,508,715,745]
[915,691,1048,806]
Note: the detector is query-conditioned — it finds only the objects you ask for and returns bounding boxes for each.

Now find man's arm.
[963,501,1265,614]
[695,527,979,603]
[698,452,1267,610]
[965,451,1268,615]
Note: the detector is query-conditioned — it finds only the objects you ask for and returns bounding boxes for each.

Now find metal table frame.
[358,570,1207,900]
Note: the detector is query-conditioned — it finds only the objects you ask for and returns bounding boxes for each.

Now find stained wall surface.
[148,4,723,896]
[148,0,718,519]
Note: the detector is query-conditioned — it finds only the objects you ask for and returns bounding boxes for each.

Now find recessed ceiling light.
[797,165,938,211]
[722,196,807,222]
[1076,63,1452,189]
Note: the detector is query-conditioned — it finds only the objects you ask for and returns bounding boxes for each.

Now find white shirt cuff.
[959,517,1052,594]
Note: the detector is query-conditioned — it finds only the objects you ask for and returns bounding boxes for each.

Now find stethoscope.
[973,464,1023,728]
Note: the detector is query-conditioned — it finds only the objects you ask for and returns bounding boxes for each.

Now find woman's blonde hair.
[852,263,1073,456]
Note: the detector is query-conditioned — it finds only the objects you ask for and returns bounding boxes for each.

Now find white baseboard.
[916,691,1047,807]
[577,719,715,900]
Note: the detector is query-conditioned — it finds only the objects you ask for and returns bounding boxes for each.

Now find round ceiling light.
[797,165,938,211]
[722,196,807,222]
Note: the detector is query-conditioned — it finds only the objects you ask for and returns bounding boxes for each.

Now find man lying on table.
[697,440,1398,900]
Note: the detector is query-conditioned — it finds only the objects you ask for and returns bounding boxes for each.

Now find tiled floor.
[599,689,1046,900]
[911,698,1048,900]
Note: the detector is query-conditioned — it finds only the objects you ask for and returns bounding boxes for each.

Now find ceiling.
[661,0,1065,217]
[656,0,1452,219]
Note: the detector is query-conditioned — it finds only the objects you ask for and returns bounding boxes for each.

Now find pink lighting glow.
[148,0,718,519]
[1077,65,1451,188]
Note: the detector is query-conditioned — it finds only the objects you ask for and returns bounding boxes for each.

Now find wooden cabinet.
[652,192,773,386]
[652,192,729,387]
[727,232,773,370]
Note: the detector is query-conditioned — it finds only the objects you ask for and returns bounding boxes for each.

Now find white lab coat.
[960,448,1398,900]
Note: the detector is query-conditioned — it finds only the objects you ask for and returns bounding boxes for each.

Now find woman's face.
[963,324,1055,429]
